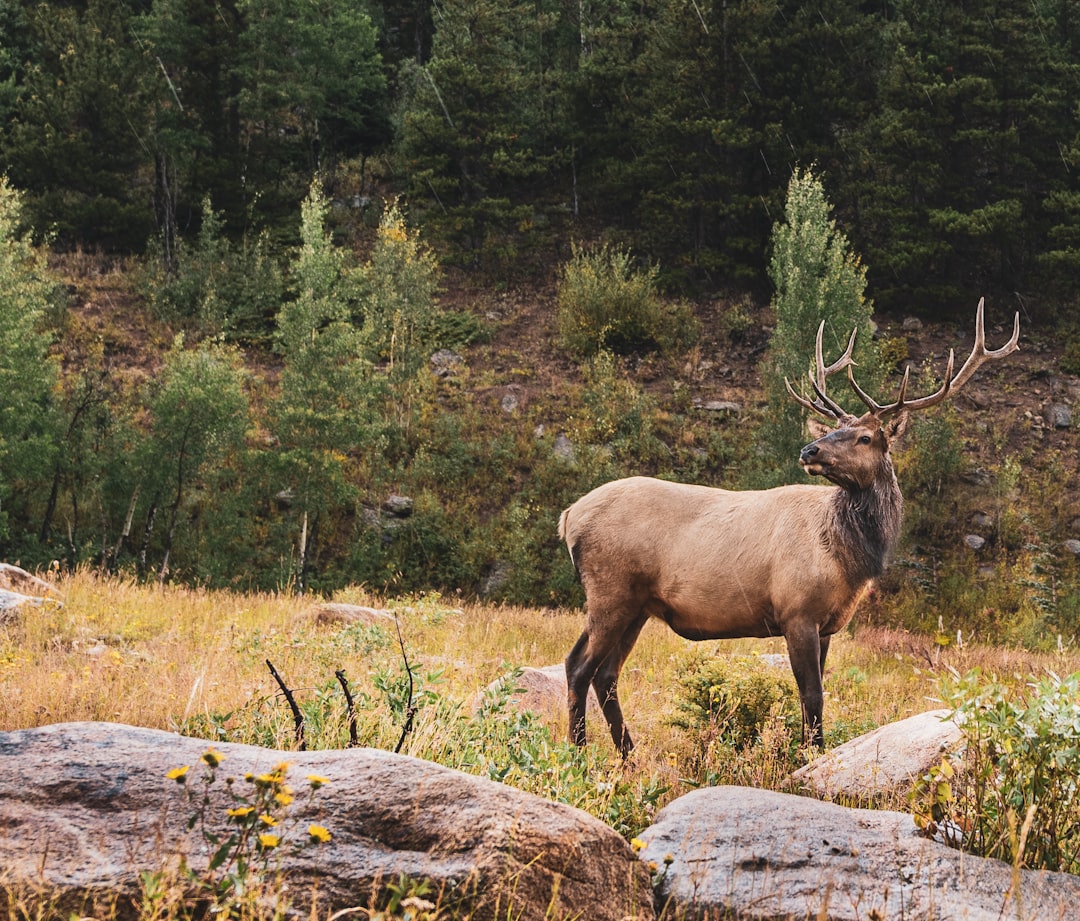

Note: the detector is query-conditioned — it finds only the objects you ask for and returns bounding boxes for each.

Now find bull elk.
[559,299,1019,753]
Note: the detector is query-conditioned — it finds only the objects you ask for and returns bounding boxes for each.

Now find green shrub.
[556,242,697,358]
[1060,338,1080,374]
[671,652,800,747]
[141,197,283,341]
[912,669,1080,875]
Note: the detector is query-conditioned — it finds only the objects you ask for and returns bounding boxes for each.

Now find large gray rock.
[304,601,395,627]
[791,709,963,799]
[0,722,654,921]
[0,562,54,596]
[0,563,56,623]
[480,664,601,720]
[640,786,1080,921]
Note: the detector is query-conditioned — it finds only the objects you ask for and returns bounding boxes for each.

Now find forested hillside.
[1,1,1079,649]
[2,0,1079,309]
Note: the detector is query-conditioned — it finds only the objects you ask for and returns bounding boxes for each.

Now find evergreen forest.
[1,0,1080,645]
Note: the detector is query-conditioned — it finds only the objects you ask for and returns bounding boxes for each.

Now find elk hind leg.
[591,615,648,757]
[565,631,594,747]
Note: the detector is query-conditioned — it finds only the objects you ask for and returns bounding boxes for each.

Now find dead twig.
[266,658,306,751]
[393,616,416,755]
[335,669,359,748]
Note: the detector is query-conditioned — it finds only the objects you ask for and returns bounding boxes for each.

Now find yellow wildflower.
[201,748,225,768]
[630,837,646,852]
[258,813,278,827]
[308,824,332,844]
[306,774,330,789]
[274,791,294,807]
[166,765,190,783]
[257,833,280,850]
[227,806,255,819]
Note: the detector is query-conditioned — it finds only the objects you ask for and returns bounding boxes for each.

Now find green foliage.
[912,669,1080,875]
[395,0,574,271]
[138,336,251,580]
[1061,337,1080,375]
[359,200,441,379]
[142,198,284,342]
[755,167,881,487]
[272,181,387,591]
[893,374,964,539]
[158,750,332,917]
[671,652,800,748]
[1,0,154,247]
[0,178,62,546]
[557,242,697,358]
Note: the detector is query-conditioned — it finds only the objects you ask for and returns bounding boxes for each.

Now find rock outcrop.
[0,722,654,921]
[791,708,963,799]
[639,786,1080,921]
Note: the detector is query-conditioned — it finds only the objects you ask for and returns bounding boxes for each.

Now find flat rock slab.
[0,722,654,921]
[792,708,963,799]
[640,786,1080,921]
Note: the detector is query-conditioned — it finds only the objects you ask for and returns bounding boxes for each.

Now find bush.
[141,197,283,341]
[556,242,697,358]
[911,669,1080,875]
[671,651,800,747]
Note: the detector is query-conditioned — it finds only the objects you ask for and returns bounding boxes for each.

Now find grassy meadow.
[4,569,1080,919]
[3,569,1077,814]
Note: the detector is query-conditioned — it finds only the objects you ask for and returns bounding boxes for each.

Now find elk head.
[786,298,1021,489]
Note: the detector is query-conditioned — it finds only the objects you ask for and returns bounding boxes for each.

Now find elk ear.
[806,417,834,440]
[883,411,909,446]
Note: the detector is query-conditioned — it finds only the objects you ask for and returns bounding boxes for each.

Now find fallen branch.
[393,616,416,755]
[266,658,306,751]
[335,669,359,748]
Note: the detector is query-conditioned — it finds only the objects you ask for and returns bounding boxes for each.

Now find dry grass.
[5,569,1079,801]
[5,568,1080,920]
[0,567,1000,797]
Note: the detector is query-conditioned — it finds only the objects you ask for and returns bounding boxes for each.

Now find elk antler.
[847,298,1020,420]
[785,321,859,422]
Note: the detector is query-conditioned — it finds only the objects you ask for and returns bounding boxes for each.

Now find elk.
[559,299,1019,753]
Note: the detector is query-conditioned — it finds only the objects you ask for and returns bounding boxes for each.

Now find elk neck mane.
[823,461,903,585]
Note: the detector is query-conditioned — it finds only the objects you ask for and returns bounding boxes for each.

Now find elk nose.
[800,444,819,463]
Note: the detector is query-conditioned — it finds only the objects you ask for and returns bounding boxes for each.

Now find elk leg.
[565,630,594,747]
[591,616,647,757]
[819,634,831,677]
[784,621,825,748]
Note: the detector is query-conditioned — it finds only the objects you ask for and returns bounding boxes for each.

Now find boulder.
[381,494,414,518]
[430,348,464,378]
[791,709,963,799]
[1042,401,1071,429]
[305,602,396,627]
[480,664,601,720]
[0,562,55,596]
[0,564,56,623]
[0,722,654,921]
[640,786,1080,921]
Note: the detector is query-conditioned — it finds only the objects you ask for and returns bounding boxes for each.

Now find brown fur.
[561,302,1019,754]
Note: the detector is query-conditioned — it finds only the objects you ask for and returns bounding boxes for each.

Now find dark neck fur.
[828,464,904,584]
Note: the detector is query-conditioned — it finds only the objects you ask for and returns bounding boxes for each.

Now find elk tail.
[558,508,581,577]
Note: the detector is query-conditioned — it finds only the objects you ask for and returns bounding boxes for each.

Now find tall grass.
[4,569,1080,919]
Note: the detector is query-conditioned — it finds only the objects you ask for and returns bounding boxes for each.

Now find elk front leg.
[784,620,825,748]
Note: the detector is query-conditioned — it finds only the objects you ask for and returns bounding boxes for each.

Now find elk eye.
[858,435,872,445]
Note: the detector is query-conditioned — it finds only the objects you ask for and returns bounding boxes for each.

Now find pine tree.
[755,167,880,487]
